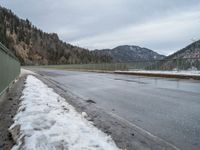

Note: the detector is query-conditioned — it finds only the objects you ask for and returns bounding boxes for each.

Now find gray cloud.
[1,0,200,55]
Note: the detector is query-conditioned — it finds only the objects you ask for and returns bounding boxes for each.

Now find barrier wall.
[0,42,20,95]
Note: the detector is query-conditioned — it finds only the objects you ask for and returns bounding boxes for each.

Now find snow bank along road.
[10,75,120,150]
[30,68,200,150]
[115,70,200,80]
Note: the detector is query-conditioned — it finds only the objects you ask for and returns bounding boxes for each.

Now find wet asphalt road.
[34,69,200,150]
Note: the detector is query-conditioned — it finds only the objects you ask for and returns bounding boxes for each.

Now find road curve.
[32,69,200,150]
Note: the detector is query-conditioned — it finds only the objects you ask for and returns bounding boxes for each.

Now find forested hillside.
[0,6,112,65]
[151,40,200,70]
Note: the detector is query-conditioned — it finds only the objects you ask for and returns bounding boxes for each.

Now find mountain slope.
[0,6,112,65]
[96,45,165,62]
[154,40,200,70]
[166,40,200,60]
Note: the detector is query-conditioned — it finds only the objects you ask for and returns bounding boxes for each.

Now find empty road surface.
[33,69,200,150]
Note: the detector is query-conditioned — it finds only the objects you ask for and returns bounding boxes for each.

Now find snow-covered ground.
[20,68,36,76]
[116,70,200,76]
[9,75,120,150]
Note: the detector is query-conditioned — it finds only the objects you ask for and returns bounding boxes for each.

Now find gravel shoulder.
[0,75,26,150]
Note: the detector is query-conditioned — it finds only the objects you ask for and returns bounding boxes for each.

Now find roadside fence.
[0,42,20,95]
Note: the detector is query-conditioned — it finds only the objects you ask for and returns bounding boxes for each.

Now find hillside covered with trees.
[148,40,200,70]
[0,6,112,65]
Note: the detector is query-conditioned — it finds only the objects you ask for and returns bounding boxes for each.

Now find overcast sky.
[1,0,200,55]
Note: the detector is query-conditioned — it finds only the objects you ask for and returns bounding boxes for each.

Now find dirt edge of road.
[114,71,200,80]
[0,75,27,150]
[36,74,180,150]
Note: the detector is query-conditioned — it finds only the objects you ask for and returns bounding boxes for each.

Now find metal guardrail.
[0,42,20,95]
[0,42,19,61]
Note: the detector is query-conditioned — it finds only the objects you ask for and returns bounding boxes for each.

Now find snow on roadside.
[20,68,36,76]
[9,75,120,150]
[116,70,200,76]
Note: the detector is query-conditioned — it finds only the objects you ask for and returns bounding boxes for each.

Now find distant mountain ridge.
[1,6,199,67]
[0,6,112,65]
[95,45,165,62]
[153,40,200,70]
[165,40,200,60]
